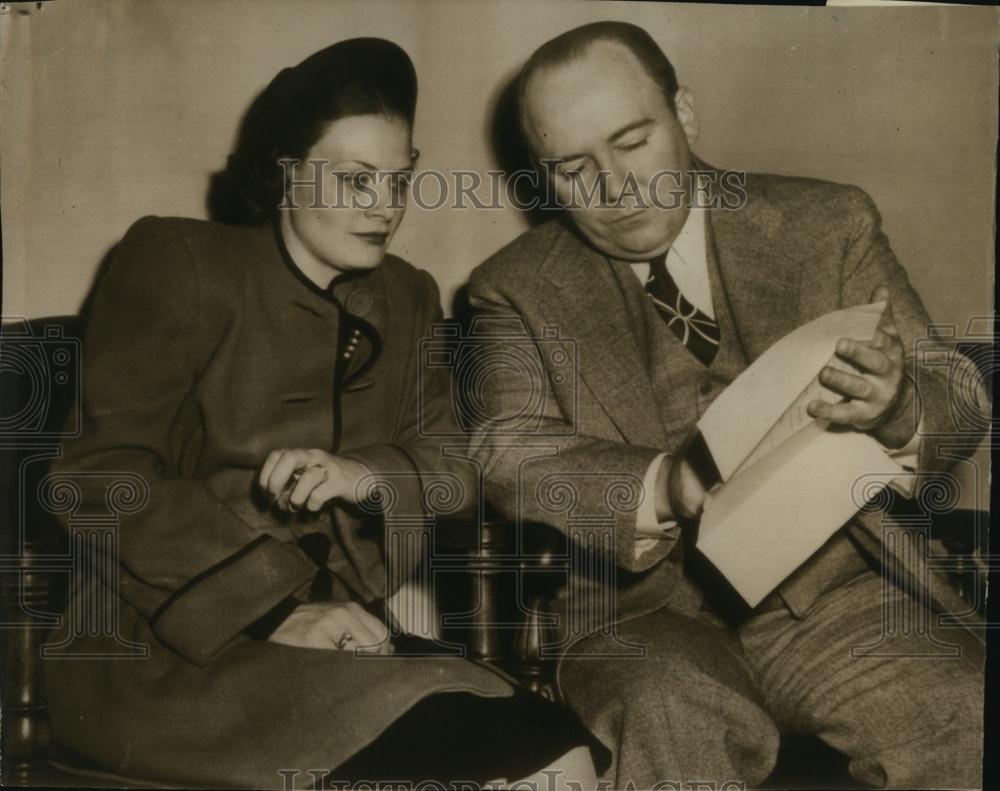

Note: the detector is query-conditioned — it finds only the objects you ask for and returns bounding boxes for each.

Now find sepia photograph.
[0,1,996,789]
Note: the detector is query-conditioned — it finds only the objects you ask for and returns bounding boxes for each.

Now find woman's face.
[283,113,414,274]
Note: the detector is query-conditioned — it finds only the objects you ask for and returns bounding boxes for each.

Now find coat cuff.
[339,443,424,517]
[150,536,316,665]
[608,446,679,573]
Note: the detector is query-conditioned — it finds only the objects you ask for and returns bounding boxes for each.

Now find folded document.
[695,302,904,607]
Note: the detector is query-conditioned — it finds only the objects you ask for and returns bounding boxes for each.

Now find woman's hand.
[268,601,393,654]
[259,448,371,511]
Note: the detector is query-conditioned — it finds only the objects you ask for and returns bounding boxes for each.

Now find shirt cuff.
[884,416,923,497]
[635,452,680,559]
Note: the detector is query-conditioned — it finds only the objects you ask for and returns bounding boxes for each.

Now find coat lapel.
[538,222,668,448]
[705,173,804,363]
[335,265,387,390]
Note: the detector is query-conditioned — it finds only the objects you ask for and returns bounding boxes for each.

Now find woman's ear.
[673,87,699,146]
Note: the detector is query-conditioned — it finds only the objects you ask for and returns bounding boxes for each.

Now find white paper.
[697,422,903,607]
[698,302,886,481]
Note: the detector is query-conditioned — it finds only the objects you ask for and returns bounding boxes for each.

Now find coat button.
[699,381,713,395]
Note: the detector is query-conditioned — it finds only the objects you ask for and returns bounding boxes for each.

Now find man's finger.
[819,367,873,400]
[807,398,873,427]
[835,338,891,375]
[870,285,896,331]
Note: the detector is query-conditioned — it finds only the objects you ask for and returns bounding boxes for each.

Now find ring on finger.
[307,463,329,483]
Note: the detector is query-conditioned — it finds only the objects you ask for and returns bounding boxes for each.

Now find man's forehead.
[523,41,660,149]
[526,40,651,98]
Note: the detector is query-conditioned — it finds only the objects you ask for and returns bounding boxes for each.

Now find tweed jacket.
[467,171,987,641]
[44,217,512,789]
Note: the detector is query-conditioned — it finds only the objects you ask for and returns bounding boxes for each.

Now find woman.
[45,39,604,788]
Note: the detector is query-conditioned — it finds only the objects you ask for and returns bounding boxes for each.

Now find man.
[466,21,986,789]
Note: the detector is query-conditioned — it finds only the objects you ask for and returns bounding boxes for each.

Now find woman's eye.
[350,171,375,190]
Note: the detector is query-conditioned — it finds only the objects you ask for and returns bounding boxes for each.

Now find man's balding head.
[518,21,681,136]
[517,21,699,261]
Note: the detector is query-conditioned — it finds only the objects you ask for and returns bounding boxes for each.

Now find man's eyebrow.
[608,118,653,144]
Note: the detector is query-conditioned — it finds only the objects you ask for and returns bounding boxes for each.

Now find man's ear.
[673,87,699,146]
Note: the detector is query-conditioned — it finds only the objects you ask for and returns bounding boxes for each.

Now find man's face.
[522,41,699,261]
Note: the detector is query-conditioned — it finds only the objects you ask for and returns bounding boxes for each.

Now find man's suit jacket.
[467,170,987,641]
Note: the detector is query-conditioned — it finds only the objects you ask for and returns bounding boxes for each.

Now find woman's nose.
[365,179,400,221]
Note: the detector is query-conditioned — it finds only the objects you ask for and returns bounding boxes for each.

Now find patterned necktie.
[645,252,720,366]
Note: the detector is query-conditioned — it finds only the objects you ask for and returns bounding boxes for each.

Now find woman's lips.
[353,232,389,246]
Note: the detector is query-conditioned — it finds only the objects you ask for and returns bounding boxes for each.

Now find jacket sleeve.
[54,218,316,665]
[837,188,989,481]
[465,268,672,575]
[340,271,480,586]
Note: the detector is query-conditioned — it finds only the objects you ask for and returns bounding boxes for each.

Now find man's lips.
[610,208,649,227]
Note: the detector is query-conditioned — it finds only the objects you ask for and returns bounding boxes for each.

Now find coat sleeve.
[54,218,316,665]
[340,271,480,586]
[464,267,673,575]
[837,188,989,481]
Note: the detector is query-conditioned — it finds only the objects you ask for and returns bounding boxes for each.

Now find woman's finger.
[262,449,293,495]
[305,479,342,512]
[349,605,393,655]
[259,449,284,491]
[268,451,307,498]
[287,465,328,511]
[319,608,379,651]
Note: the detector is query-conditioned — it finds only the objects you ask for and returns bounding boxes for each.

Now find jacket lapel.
[706,173,804,363]
[538,222,668,448]
[335,266,387,390]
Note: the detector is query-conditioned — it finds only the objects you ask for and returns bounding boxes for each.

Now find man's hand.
[268,601,393,653]
[806,285,917,449]
[259,448,371,511]
[655,437,711,522]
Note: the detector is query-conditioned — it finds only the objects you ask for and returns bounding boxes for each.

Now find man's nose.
[603,166,631,209]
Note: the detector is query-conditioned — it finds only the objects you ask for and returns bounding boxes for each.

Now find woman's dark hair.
[209,38,417,225]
